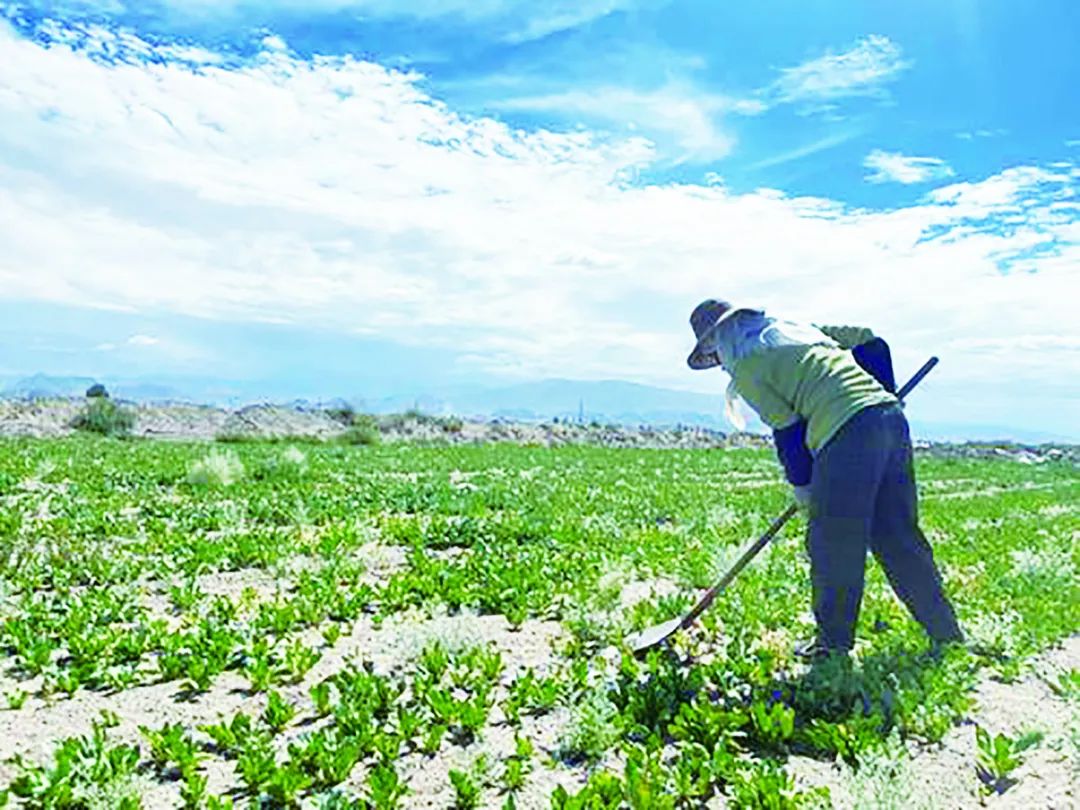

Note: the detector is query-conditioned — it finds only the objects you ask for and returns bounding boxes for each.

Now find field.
[0,437,1076,809]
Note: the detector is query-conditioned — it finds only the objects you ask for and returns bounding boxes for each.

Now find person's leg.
[869,408,963,644]
[806,406,893,653]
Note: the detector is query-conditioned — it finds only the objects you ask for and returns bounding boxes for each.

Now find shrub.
[186,450,245,487]
[559,690,621,764]
[343,414,381,446]
[85,383,108,399]
[255,446,308,481]
[72,398,135,437]
[326,403,355,425]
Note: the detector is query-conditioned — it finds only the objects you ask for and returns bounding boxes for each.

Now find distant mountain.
[3,373,1074,443]
[347,379,738,430]
[907,420,1077,446]
[4,373,101,399]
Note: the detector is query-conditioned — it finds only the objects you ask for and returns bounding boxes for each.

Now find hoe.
[628,356,939,655]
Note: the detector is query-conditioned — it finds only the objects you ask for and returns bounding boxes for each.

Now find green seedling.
[264,765,312,806]
[1049,668,1080,701]
[322,622,343,647]
[283,638,322,683]
[180,771,208,810]
[237,733,277,796]
[367,762,408,810]
[502,733,535,794]
[261,690,298,733]
[975,725,1036,794]
[200,712,254,758]
[750,699,796,747]
[169,578,204,613]
[9,715,142,808]
[140,721,203,778]
[449,768,482,810]
[310,680,333,717]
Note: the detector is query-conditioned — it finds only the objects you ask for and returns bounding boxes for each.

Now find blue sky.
[0,1,1077,437]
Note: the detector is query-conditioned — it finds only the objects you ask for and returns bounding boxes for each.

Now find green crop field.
[0,437,1076,809]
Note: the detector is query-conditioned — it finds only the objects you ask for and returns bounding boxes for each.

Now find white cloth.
[710,310,837,430]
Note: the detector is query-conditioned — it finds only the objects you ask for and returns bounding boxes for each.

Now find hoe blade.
[627,617,683,654]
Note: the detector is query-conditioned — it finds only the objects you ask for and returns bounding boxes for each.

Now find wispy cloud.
[492,84,763,162]
[770,35,910,104]
[34,0,652,43]
[863,149,955,184]
[483,35,905,164]
[0,18,1076,400]
[956,128,1007,141]
[950,335,1080,351]
[127,334,160,346]
[745,130,860,171]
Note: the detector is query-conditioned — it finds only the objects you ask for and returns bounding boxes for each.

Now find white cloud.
[956,128,1007,141]
[0,19,1076,411]
[950,335,1080,351]
[771,35,910,104]
[863,150,955,184]
[746,131,859,171]
[63,0,645,43]
[496,35,907,156]
[127,334,160,346]
[493,84,749,162]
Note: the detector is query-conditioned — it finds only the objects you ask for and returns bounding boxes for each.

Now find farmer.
[686,300,963,659]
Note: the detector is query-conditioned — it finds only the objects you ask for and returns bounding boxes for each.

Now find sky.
[0,1,1077,437]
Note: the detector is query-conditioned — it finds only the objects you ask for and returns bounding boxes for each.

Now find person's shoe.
[793,637,849,661]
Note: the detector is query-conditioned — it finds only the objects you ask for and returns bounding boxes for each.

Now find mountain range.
[1,373,1074,444]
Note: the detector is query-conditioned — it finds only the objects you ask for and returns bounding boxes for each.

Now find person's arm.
[736,375,812,486]
[817,324,897,394]
[817,324,875,349]
[852,337,897,394]
[773,418,812,486]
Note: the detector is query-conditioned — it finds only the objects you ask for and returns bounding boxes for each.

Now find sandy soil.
[789,636,1080,809]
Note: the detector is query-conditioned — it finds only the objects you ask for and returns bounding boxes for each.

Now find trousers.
[808,402,963,651]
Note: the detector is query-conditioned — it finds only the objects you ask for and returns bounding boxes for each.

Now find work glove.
[792,484,812,511]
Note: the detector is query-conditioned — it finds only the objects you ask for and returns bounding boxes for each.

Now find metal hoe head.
[627,617,683,655]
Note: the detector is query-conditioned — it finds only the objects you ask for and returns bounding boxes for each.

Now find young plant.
[975,725,1039,794]
[502,733,535,794]
[243,639,276,693]
[200,712,254,758]
[449,768,482,810]
[283,638,322,683]
[322,622,343,647]
[9,714,142,808]
[236,732,277,796]
[750,698,796,748]
[180,771,209,810]
[310,680,333,718]
[560,690,621,765]
[261,690,298,734]
[140,721,203,778]
[366,761,408,810]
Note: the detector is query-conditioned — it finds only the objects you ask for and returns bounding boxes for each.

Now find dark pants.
[808,403,962,651]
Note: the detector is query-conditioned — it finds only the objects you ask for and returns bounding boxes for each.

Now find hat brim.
[686,306,759,371]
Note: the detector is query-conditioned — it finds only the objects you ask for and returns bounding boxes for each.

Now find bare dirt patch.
[789,636,1080,809]
[0,608,573,807]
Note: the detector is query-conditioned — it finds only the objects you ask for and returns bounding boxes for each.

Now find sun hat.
[686,298,763,370]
